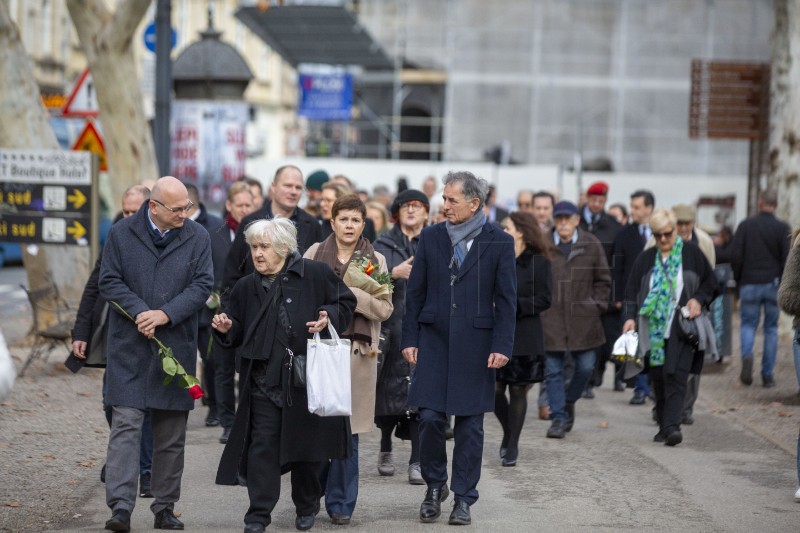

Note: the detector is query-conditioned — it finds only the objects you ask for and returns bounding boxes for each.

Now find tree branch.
[66,0,109,61]
[106,0,151,53]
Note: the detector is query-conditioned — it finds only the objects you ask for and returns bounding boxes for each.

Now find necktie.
[454,244,465,267]
[640,226,647,245]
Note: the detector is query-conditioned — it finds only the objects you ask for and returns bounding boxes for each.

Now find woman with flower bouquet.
[212,218,357,532]
[305,194,395,525]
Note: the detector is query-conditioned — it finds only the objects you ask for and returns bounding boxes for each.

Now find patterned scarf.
[640,237,683,367]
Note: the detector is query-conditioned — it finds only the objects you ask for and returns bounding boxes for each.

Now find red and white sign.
[62,69,99,117]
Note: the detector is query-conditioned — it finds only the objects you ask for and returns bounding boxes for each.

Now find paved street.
[49,380,800,532]
[2,265,800,532]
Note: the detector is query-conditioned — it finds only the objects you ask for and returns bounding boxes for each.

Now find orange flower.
[364,261,375,275]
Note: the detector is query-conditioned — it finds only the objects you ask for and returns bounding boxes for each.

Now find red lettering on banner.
[175,127,197,142]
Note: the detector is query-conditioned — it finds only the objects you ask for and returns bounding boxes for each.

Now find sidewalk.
[1,314,799,531]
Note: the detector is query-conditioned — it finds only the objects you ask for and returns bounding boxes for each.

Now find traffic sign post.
[0,149,99,262]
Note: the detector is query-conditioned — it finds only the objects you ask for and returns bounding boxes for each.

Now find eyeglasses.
[152,198,194,214]
[653,228,675,240]
[401,201,425,211]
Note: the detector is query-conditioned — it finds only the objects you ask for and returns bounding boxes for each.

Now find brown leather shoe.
[538,405,550,420]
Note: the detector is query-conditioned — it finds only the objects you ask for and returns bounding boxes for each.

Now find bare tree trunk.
[0,1,90,310]
[66,0,158,204]
[770,0,800,231]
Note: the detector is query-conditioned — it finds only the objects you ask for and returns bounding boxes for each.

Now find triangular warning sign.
[62,69,99,117]
[72,121,108,171]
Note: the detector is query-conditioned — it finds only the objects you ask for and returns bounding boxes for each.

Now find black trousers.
[213,343,237,429]
[246,394,321,526]
[649,363,689,435]
[197,325,216,411]
[591,310,622,387]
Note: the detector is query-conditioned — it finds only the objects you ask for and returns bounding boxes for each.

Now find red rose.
[364,261,375,275]
[188,384,204,400]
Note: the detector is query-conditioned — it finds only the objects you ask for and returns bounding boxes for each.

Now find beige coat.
[304,243,394,434]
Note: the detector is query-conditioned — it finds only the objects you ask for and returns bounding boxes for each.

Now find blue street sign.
[298,72,353,121]
[143,22,177,53]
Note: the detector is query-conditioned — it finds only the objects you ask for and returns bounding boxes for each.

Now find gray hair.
[442,171,489,209]
[244,217,298,258]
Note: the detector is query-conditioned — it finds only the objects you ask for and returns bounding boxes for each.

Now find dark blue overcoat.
[99,203,214,411]
[401,221,517,415]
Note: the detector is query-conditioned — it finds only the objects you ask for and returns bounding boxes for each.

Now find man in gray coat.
[100,176,213,531]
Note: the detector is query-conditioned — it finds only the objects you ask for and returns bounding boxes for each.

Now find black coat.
[70,251,107,368]
[209,221,234,290]
[623,243,719,375]
[214,254,357,484]
[579,209,622,268]
[730,212,791,285]
[611,223,646,303]
[512,247,552,357]
[373,225,419,417]
[221,201,322,306]
[194,205,224,325]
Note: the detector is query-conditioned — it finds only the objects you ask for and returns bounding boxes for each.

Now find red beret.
[586,181,609,196]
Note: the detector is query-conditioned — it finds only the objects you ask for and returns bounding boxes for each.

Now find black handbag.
[288,348,307,388]
[677,310,700,350]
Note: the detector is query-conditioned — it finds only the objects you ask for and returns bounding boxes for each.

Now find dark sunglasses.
[653,228,675,239]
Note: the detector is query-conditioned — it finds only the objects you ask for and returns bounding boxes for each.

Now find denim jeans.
[739,282,779,379]
[545,350,596,421]
[322,434,359,517]
[793,327,800,388]
[634,373,650,397]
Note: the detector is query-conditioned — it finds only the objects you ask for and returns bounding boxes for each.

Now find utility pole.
[154,0,172,176]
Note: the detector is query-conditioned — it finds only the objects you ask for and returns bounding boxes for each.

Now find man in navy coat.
[401,171,516,526]
[100,176,213,531]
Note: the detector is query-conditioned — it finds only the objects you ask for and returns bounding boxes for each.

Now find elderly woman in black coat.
[622,208,718,447]
[212,217,357,533]
[494,211,552,467]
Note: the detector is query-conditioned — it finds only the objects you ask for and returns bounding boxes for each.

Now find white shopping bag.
[306,323,352,417]
[0,331,15,402]
[611,331,643,379]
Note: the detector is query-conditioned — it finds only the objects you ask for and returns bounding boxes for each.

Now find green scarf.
[640,237,683,366]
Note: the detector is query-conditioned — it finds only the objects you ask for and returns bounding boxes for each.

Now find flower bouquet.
[343,251,393,300]
[111,301,204,400]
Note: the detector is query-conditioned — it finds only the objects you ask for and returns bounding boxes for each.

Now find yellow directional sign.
[67,220,87,241]
[67,188,87,209]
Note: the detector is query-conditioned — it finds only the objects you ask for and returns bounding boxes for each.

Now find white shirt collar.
[553,229,578,245]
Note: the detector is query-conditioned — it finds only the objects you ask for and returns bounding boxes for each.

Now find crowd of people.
[67,166,798,532]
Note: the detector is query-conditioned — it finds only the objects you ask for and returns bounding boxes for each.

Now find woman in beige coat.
[304,194,393,525]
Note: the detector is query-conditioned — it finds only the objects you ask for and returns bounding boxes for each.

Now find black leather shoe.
[296,514,315,530]
[206,414,221,427]
[682,413,694,425]
[220,427,231,444]
[448,498,471,526]
[330,513,351,525]
[613,378,625,392]
[244,523,266,533]
[653,431,667,443]
[501,448,517,467]
[105,508,131,532]
[139,472,153,498]
[154,508,184,530]
[629,391,646,405]
[763,375,776,388]
[419,486,450,522]
[665,430,683,447]
[546,419,566,439]
[740,357,754,385]
[564,403,575,432]
[101,463,106,483]
[582,387,595,399]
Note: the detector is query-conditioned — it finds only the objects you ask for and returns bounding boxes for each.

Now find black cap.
[390,189,429,217]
